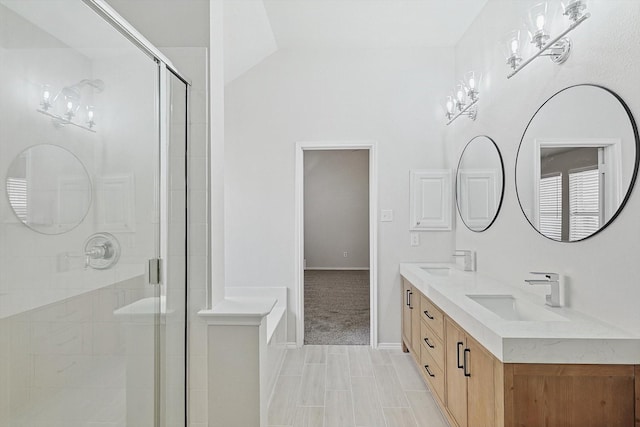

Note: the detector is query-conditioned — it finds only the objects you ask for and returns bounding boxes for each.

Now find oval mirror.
[456,135,505,232]
[6,144,92,234]
[516,84,639,242]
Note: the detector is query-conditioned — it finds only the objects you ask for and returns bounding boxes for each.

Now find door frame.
[294,140,378,348]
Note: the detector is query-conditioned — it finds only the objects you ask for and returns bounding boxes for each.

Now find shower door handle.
[148,258,162,285]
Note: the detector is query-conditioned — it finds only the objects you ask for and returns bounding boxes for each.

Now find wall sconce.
[505,0,590,78]
[36,79,105,133]
[445,72,480,125]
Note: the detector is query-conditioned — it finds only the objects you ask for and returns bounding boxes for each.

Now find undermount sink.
[420,267,452,277]
[466,294,568,322]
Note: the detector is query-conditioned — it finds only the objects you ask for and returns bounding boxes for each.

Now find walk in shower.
[0,1,189,426]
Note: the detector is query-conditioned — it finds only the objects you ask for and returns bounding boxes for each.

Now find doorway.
[294,141,378,348]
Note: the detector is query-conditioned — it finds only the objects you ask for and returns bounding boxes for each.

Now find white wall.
[447,0,640,334]
[225,47,455,344]
[304,149,369,269]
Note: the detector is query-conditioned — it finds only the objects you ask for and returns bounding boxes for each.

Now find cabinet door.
[466,337,495,427]
[401,280,412,350]
[410,287,421,358]
[445,319,468,427]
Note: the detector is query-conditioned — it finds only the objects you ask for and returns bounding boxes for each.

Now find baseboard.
[377,342,403,351]
[286,342,299,349]
[304,267,370,271]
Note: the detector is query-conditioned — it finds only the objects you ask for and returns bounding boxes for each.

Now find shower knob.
[84,232,120,270]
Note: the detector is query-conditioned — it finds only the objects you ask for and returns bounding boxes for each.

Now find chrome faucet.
[525,272,562,307]
[453,250,476,272]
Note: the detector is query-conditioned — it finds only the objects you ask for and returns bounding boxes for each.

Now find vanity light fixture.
[445,72,480,125]
[505,0,590,79]
[36,79,104,133]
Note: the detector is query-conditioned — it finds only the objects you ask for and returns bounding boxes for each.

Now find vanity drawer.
[420,345,445,403]
[420,320,444,368]
[420,295,444,340]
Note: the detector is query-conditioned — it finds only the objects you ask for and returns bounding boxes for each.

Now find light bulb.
[87,109,94,121]
[40,85,52,110]
[455,84,467,108]
[536,14,545,31]
[446,96,454,114]
[527,2,550,36]
[511,39,519,54]
[66,101,73,112]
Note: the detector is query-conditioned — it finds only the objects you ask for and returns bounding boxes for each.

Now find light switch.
[410,233,420,246]
[381,209,393,222]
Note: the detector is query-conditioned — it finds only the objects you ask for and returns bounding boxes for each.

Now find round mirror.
[6,144,92,234]
[456,135,505,232]
[516,84,639,242]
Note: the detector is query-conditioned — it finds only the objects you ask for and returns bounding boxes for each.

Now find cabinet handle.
[408,291,413,309]
[424,365,435,377]
[456,342,464,369]
[406,290,411,306]
[463,348,471,377]
[423,337,435,348]
[423,310,434,320]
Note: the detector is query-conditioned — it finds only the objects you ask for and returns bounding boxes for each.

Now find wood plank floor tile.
[304,345,327,364]
[324,389,355,427]
[326,354,351,390]
[390,354,427,391]
[406,390,449,427]
[292,406,324,427]
[383,407,418,427]
[351,377,386,427]
[281,347,307,376]
[297,363,326,406]
[369,348,392,365]
[328,345,348,354]
[373,364,410,408]
[268,375,302,425]
[348,346,374,377]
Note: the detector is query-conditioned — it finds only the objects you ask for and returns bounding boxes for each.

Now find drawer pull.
[423,310,434,320]
[456,342,464,369]
[424,365,436,377]
[463,348,471,377]
[423,337,435,348]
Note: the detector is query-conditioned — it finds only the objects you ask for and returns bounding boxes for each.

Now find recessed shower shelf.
[37,108,97,133]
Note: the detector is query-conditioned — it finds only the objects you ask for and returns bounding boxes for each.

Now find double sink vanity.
[400,262,640,427]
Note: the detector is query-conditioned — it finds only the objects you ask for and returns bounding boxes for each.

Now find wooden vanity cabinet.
[401,279,413,353]
[402,281,639,427]
[445,319,497,427]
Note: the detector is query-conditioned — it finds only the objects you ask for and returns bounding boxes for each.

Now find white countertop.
[400,262,640,364]
[198,297,277,326]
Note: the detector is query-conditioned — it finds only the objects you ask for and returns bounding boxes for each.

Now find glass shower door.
[0,1,178,426]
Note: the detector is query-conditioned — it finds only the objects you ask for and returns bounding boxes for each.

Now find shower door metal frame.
[81,0,191,86]
[79,1,192,426]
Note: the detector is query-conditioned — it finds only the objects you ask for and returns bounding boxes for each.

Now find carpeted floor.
[304,270,370,345]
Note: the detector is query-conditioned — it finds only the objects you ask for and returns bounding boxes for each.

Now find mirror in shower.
[6,144,92,234]
[515,84,639,242]
[456,135,505,232]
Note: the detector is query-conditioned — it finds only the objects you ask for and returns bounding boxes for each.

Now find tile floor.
[268,345,450,427]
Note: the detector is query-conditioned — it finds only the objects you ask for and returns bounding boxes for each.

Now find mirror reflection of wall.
[516,85,638,242]
[5,144,92,234]
[456,135,505,232]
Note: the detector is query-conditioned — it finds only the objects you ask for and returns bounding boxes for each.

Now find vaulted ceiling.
[224,0,488,83]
